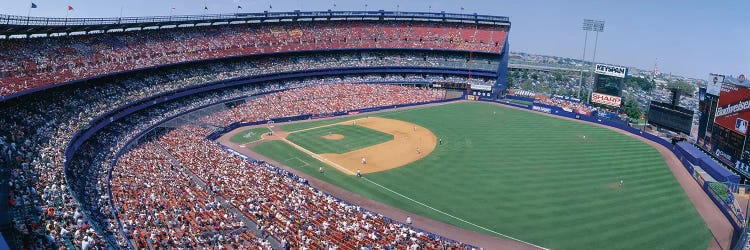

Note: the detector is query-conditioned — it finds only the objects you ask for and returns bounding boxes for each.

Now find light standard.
[577,19,605,102]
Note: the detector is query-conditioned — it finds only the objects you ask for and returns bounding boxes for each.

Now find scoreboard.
[697,79,750,176]
[594,74,624,97]
[590,64,627,108]
[647,101,694,134]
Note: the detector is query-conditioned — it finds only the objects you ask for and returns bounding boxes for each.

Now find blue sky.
[2,0,749,79]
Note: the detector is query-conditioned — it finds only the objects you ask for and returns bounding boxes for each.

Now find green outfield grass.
[286,124,393,154]
[229,127,271,144]
[251,102,712,250]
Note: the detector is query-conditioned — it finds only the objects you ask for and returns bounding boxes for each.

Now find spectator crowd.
[2,67,475,249]
[112,120,470,249]
[0,20,508,96]
[201,84,447,126]
[0,18,493,249]
[506,89,593,115]
[75,83,458,249]
[534,97,592,115]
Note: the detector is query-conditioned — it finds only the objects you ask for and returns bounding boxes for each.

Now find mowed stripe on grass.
[286,124,393,154]
[253,102,712,249]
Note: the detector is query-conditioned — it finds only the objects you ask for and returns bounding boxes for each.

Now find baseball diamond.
[2,5,743,250]
[283,117,438,174]
[286,123,395,155]
[228,102,715,249]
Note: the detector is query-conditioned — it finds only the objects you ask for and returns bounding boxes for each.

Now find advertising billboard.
[591,92,622,107]
[707,73,725,96]
[594,64,628,78]
[470,84,492,91]
[715,84,750,135]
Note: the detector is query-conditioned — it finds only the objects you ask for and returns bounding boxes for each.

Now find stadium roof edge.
[0,10,510,37]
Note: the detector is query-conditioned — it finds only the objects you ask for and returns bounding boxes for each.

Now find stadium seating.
[507,89,593,114]
[2,72,477,249]
[0,12,504,249]
[200,84,446,126]
[72,83,459,248]
[0,21,507,97]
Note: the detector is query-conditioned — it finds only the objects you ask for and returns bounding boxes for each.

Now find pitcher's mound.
[322,134,345,140]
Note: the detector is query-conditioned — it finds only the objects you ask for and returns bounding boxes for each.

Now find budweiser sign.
[591,92,622,107]
[716,99,750,117]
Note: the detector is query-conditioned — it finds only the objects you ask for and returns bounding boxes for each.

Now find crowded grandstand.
[1,6,745,250]
[0,11,510,249]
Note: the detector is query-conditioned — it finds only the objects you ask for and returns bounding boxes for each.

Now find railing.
[0,10,509,27]
[733,225,750,250]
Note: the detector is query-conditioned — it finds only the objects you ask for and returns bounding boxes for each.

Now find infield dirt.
[317,117,437,174]
[321,133,345,140]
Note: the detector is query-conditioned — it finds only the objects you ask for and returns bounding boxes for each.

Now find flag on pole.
[204,6,208,10]
[269,4,272,9]
[31,3,38,8]
[237,5,242,9]
[68,5,74,11]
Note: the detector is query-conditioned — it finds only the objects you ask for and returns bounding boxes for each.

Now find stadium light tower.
[577,19,605,100]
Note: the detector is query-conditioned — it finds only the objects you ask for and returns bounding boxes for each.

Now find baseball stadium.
[0,3,746,250]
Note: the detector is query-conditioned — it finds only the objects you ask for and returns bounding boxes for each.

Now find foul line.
[281,138,356,175]
[280,137,549,250]
[361,178,549,250]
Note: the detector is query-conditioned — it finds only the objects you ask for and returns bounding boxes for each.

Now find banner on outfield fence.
[532,105,552,114]
[470,84,492,91]
[591,92,622,107]
[595,64,628,78]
